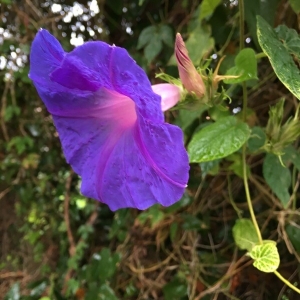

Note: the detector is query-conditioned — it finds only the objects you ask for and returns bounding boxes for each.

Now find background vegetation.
[1,0,300,299]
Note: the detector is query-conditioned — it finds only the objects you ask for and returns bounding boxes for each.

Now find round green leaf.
[188,116,250,163]
[199,0,222,20]
[232,219,259,251]
[248,242,280,273]
[224,48,258,84]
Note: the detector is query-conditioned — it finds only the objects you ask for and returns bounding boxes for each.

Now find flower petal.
[99,119,189,210]
[51,88,137,200]
[152,83,181,111]
[29,29,65,87]
[49,40,163,122]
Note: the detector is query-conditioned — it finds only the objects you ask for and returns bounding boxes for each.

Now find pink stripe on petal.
[152,83,181,112]
[97,88,137,130]
[48,87,137,131]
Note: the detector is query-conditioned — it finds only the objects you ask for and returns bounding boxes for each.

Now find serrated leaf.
[248,242,280,273]
[160,25,173,47]
[224,48,258,84]
[188,116,250,162]
[257,16,300,100]
[232,219,259,251]
[137,26,156,50]
[263,153,291,207]
[200,0,221,20]
[144,36,162,62]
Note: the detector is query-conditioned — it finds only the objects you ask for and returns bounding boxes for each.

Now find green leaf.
[98,284,119,300]
[86,248,121,284]
[185,24,214,65]
[175,107,207,132]
[4,105,21,121]
[144,36,163,62]
[5,283,20,300]
[163,277,188,300]
[233,219,259,251]
[160,25,173,47]
[289,0,300,13]
[138,0,146,6]
[263,153,291,207]
[257,16,300,100]
[188,116,250,162]
[227,153,250,178]
[138,204,165,228]
[181,214,202,230]
[137,26,156,50]
[170,223,178,242]
[169,24,214,66]
[165,194,192,213]
[248,242,280,273]
[7,136,34,155]
[248,126,266,153]
[245,0,280,47]
[283,146,300,172]
[200,159,220,178]
[275,25,300,61]
[199,0,221,20]
[224,48,258,84]
[286,223,300,253]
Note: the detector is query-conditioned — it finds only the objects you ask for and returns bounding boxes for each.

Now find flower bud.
[175,33,206,99]
[152,83,181,111]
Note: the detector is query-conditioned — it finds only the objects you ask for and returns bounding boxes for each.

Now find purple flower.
[29,29,189,211]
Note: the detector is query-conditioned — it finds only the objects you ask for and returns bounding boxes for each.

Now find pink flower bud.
[175,33,205,98]
[152,83,181,111]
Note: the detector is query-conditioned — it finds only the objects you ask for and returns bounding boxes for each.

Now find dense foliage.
[1,0,300,299]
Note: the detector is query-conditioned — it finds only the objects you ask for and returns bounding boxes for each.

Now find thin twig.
[64,171,76,256]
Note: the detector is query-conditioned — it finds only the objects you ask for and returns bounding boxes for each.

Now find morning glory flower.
[29,29,189,211]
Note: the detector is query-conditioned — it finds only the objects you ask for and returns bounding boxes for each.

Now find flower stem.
[274,270,300,294]
[242,149,263,244]
[239,0,263,245]
[255,52,267,59]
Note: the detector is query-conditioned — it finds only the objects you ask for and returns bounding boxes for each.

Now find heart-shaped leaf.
[224,48,258,84]
[248,242,280,273]
[233,219,259,251]
[257,16,300,100]
[188,116,250,162]
[263,153,291,207]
